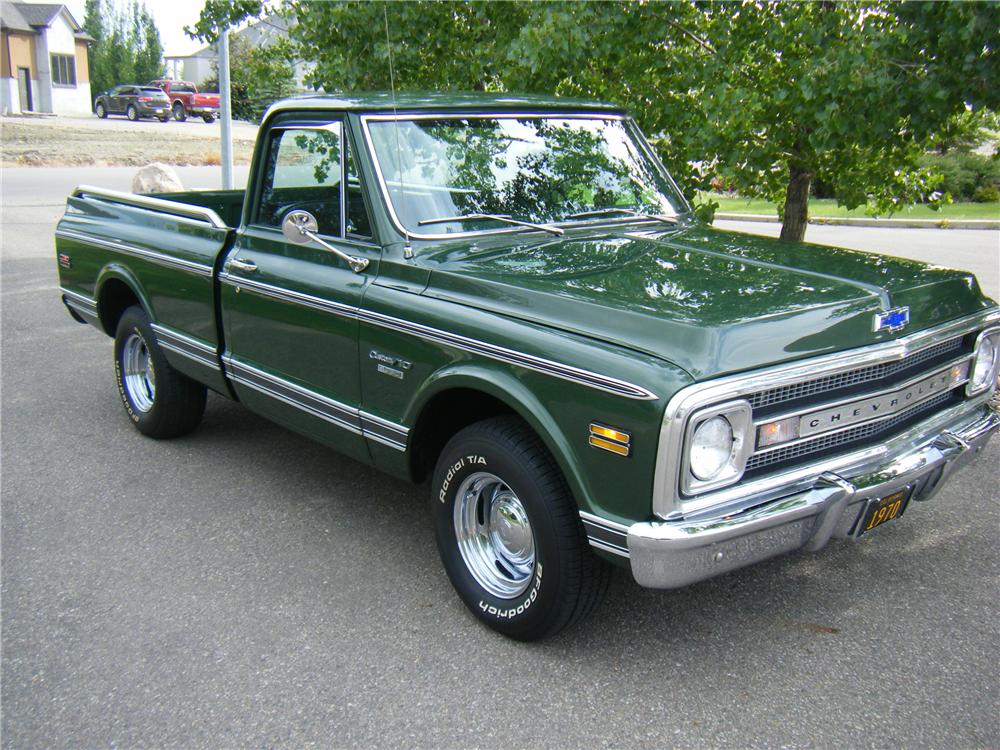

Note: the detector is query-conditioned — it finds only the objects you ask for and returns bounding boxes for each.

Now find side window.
[257,124,343,234]
[345,138,372,239]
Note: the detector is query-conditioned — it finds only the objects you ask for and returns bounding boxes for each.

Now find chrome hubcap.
[122,333,155,412]
[454,472,535,599]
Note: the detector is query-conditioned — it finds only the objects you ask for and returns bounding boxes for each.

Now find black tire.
[172,102,186,122]
[95,101,107,119]
[202,114,216,124]
[431,416,611,640]
[113,306,206,439]
[158,115,170,123]
[126,104,138,122]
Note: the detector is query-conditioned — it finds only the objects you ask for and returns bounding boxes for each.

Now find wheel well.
[409,388,518,483]
[97,279,141,336]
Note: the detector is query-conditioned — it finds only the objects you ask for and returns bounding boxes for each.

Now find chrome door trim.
[218,274,656,400]
[218,272,359,320]
[222,355,410,451]
[224,355,362,435]
[71,185,229,229]
[56,228,214,278]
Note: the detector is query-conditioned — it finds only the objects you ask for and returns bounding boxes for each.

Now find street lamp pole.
[218,30,234,190]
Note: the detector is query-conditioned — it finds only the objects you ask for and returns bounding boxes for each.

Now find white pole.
[218,31,234,190]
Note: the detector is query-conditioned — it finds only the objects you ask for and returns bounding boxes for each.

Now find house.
[164,13,313,91]
[1,2,93,115]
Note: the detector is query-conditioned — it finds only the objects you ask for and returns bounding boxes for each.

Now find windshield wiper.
[418,213,564,236]
[563,207,678,225]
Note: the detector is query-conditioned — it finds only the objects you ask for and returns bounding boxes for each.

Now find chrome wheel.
[122,332,155,412]
[454,472,535,599]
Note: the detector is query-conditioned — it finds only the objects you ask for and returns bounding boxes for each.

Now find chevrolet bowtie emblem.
[874,307,910,333]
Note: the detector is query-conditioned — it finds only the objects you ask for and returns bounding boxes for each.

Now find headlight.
[682,400,753,494]
[690,416,733,480]
[967,330,1000,396]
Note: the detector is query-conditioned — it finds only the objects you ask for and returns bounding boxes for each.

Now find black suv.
[94,85,171,122]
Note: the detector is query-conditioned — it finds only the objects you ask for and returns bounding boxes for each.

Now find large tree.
[83,0,165,96]
[190,0,998,242]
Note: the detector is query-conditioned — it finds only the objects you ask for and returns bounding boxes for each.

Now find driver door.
[220,118,379,462]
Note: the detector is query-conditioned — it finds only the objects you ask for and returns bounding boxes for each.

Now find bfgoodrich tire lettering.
[432,416,610,640]
[113,306,206,439]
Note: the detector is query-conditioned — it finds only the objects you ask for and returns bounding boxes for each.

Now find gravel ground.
[1,114,258,167]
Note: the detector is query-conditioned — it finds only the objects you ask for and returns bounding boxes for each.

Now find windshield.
[365,115,689,236]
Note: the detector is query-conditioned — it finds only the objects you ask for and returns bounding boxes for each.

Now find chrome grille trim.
[745,390,956,472]
[749,337,965,410]
[652,307,1000,520]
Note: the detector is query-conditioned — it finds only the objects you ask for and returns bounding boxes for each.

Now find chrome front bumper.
[627,406,999,589]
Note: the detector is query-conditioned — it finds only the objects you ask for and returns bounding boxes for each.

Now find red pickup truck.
[148,79,220,123]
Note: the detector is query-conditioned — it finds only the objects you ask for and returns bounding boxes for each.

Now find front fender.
[406,364,595,515]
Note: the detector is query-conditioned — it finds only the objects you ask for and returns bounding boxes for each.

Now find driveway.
[2,167,998,748]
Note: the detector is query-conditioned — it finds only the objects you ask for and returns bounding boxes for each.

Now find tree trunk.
[780,163,812,243]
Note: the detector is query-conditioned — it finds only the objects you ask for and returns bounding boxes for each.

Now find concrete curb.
[714,212,999,230]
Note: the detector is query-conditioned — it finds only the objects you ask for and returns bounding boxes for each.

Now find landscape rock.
[132,162,184,194]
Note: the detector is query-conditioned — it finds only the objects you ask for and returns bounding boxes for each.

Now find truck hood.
[419,224,994,379]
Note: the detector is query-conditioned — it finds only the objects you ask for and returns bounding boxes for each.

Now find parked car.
[148,79,220,123]
[94,85,171,122]
[55,94,1000,640]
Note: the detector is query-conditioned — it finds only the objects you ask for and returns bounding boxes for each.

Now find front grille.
[745,389,957,473]
[749,337,965,410]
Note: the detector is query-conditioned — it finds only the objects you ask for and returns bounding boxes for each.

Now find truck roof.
[266,91,626,116]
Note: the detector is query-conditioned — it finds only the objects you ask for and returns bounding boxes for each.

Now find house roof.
[1,2,85,33]
[0,2,32,31]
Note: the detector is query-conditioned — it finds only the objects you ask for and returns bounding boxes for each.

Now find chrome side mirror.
[281,209,369,273]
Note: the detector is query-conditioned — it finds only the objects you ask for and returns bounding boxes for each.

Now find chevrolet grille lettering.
[797,365,961,438]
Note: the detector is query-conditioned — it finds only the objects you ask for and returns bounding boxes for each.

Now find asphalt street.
[2,166,999,748]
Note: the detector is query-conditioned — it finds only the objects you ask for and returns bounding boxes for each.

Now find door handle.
[229,258,258,273]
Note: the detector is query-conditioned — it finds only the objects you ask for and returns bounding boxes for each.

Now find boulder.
[132,163,183,194]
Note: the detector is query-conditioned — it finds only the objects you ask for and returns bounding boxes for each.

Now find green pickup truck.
[56,94,999,640]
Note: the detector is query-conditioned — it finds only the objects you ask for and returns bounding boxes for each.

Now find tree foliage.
[84,0,164,97]
[202,32,297,122]
[190,0,999,241]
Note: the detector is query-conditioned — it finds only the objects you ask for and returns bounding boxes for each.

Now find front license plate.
[855,487,912,536]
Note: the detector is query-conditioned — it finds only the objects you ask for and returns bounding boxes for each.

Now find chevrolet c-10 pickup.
[56,94,1000,640]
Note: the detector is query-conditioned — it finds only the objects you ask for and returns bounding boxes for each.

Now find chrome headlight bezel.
[966,328,1000,397]
[680,400,753,495]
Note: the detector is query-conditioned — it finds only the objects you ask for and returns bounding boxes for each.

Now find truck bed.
[55,185,236,394]
[154,189,245,230]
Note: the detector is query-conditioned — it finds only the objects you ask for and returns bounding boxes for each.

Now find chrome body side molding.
[220,273,657,401]
[61,287,99,322]
[579,511,630,558]
[151,324,220,370]
[56,229,214,278]
[221,355,410,451]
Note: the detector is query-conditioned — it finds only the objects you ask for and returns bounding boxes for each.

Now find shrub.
[972,184,1000,203]
[918,152,1000,201]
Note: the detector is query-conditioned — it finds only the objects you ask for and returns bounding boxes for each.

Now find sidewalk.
[714,212,999,230]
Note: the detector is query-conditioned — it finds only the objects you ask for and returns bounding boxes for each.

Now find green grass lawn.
[700,192,1000,220]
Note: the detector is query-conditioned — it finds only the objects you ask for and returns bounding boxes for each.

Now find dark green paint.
[54,96,999,538]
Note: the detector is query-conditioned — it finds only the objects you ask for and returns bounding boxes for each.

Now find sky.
[57,0,211,57]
